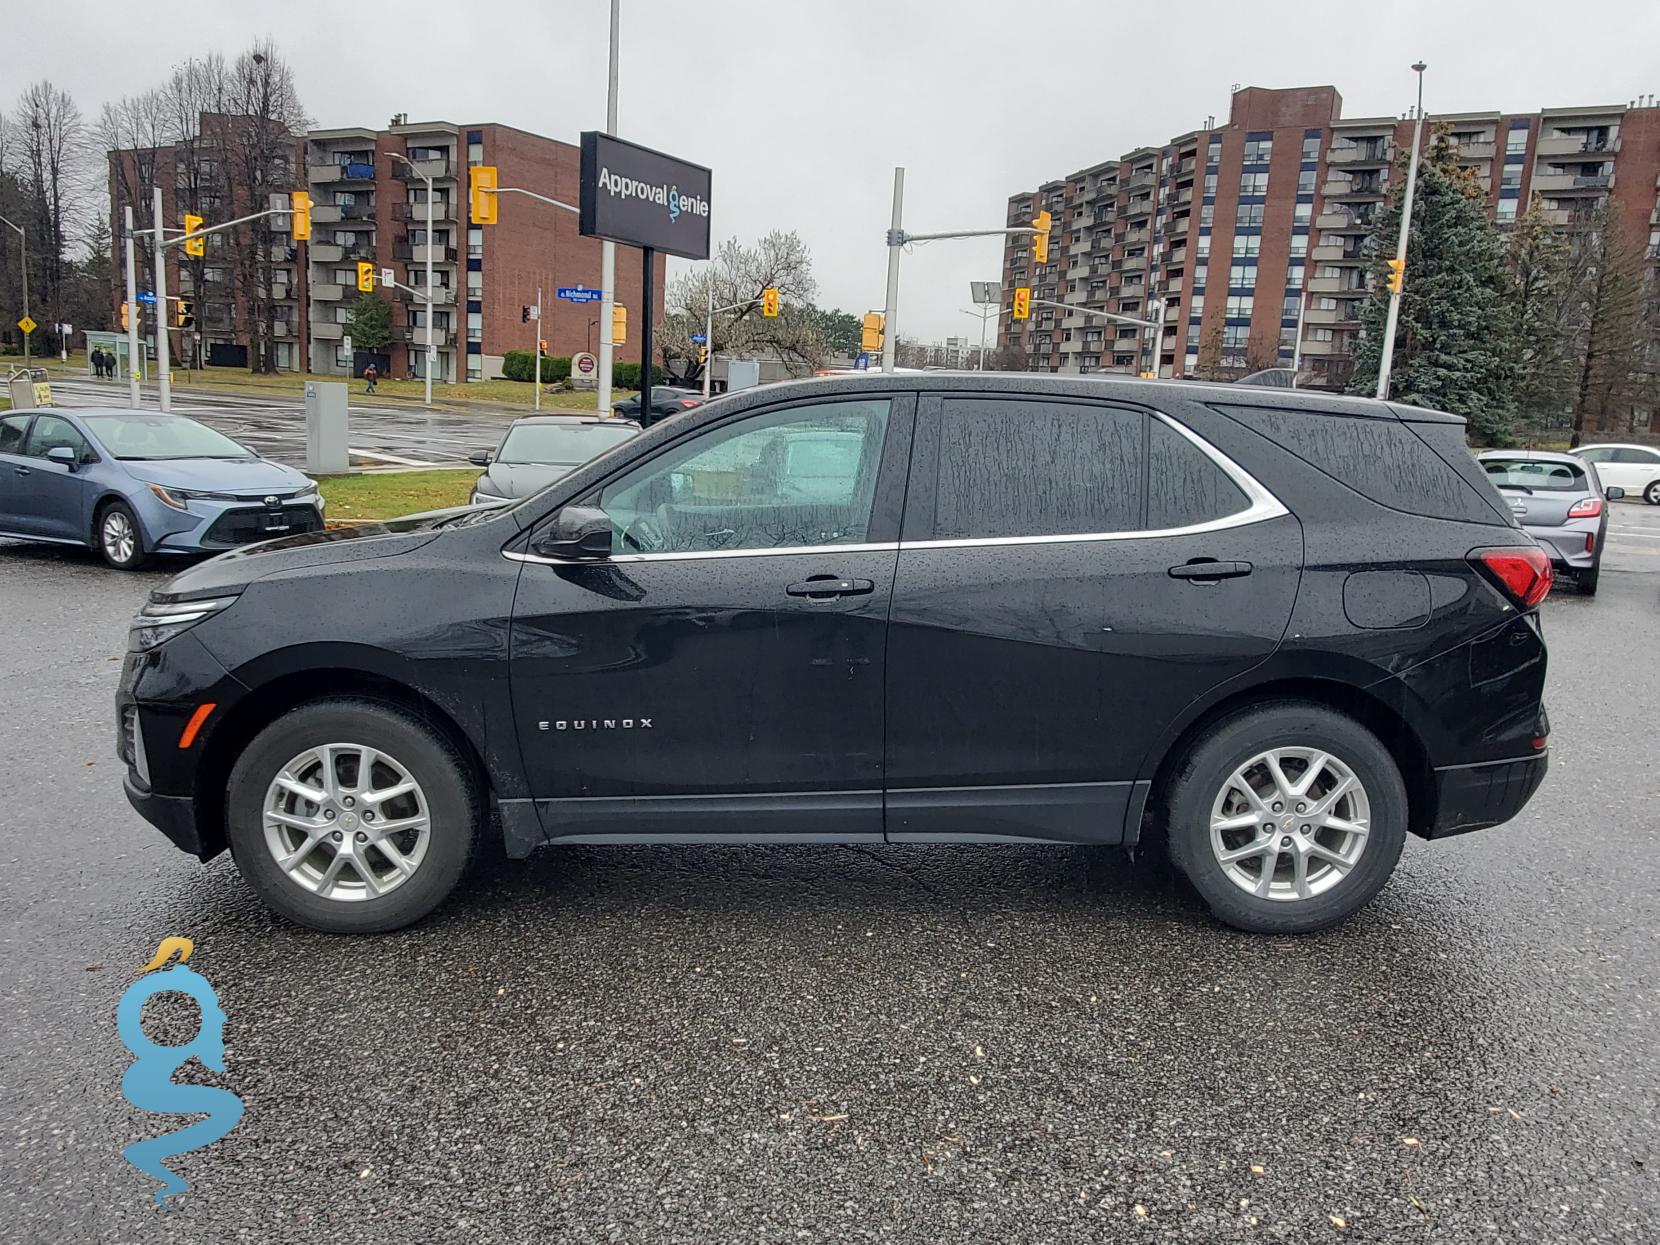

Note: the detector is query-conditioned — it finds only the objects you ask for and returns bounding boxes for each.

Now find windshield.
[1482,458,1589,492]
[83,413,254,461]
[498,422,637,466]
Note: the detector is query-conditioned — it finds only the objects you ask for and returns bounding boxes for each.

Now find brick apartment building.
[1000,84,1660,389]
[109,116,663,382]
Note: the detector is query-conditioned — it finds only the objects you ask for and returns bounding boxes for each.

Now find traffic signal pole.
[701,292,765,399]
[123,206,141,406]
[1376,61,1427,401]
[152,188,173,411]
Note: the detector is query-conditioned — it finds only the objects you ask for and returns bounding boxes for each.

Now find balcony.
[1122,197,1153,219]
[401,285,456,306]
[1452,140,1496,161]
[1535,133,1620,157]
[1328,143,1390,166]
[395,242,458,264]
[1315,210,1372,233]
[1119,254,1146,273]
[310,283,344,301]
[393,200,455,223]
[311,205,342,225]
[403,321,453,341]
[1321,178,1385,200]
[395,158,453,181]
[311,322,343,340]
[1307,274,1366,295]
[310,242,344,263]
[307,163,343,184]
[1532,171,1613,195]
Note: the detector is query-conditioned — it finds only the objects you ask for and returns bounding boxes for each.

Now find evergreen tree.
[343,291,392,351]
[1348,131,1519,445]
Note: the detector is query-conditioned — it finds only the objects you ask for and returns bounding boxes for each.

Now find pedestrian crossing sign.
[17,316,36,334]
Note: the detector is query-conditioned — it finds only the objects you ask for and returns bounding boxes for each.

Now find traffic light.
[1384,257,1406,294]
[521,305,531,323]
[470,166,498,225]
[762,287,780,318]
[1012,287,1031,321]
[539,339,548,353]
[612,304,627,345]
[1031,210,1052,265]
[183,214,205,257]
[119,302,129,330]
[861,311,884,352]
[356,261,375,293]
[290,191,311,241]
[176,299,194,328]
[697,344,708,365]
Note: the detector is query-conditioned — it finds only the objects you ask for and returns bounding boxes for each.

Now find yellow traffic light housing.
[183,214,205,257]
[290,191,311,241]
[119,301,130,330]
[356,261,376,293]
[762,287,780,318]
[176,299,194,328]
[697,344,709,365]
[470,166,499,225]
[612,304,628,346]
[1384,257,1406,294]
[1031,210,1052,265]
[1012,287,1031,321]
[860,311,884,352]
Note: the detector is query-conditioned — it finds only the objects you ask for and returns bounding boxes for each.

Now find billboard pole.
[597,0,620,416]
[640,247,653,401]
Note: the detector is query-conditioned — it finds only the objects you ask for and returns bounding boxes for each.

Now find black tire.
[95,499,150,570]
[1644,480,1660,506]
[1576,561,1600,596]
[224,698,480,933]
[1163,701,1408,934]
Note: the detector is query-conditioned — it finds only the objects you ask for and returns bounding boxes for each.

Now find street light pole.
[597,0,620,416]
[703,285,714,400]
[881,167,904,372]
[534,285,543,412]
[1376,61,1427,401]
[0,214,27,368]
[123,206,141,406]
[152,186,172,412]
[389,153,435,405]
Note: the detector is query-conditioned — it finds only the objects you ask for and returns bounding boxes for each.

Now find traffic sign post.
[16,315,36,336]
[571,351,599,390]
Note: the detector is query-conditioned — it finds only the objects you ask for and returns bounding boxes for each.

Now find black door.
[508,393,914,840]
[884,394,1301,844]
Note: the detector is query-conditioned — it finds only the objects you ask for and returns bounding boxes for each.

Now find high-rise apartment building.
[1001,85,1660,389]
[109,115,663,382]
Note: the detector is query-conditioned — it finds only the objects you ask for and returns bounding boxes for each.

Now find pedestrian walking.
[363,363,378,394]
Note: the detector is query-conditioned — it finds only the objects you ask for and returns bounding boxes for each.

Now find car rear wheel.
[1163,701,1408,934]
[1644,480,1660,506]
[1576,561,1600,596]
[224,699,479,933]
[96,500,150,570]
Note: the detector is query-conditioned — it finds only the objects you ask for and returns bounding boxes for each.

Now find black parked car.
[119,375,1550,936]
[610,385,704,427]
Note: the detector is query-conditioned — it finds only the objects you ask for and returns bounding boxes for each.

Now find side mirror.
[467,449,491,467]
[47,446,77,471]
[1605,486,1625,501]
[532,505,612,561]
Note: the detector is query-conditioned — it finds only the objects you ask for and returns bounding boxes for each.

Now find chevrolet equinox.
[119,375,1551,935]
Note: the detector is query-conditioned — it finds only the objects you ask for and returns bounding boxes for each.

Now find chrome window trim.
[505,409,1287,566]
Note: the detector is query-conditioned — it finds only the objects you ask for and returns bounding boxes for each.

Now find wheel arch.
[1130,675,1436,846]
[91,489,147,551]
[192,667,494,860]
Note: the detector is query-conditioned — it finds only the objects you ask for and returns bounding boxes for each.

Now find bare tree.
[1568,203,1650,438]
[7,81,90,351]
[658,231,827,384]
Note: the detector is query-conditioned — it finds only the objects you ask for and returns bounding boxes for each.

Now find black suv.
[119,375,1550,935]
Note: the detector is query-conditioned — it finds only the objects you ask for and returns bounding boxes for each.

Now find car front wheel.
[1163,702,1408,934]
[96,500,150,570]
[224,699,480,933]
[1645,480,1660,506]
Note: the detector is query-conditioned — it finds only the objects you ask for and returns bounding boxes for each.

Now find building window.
[1500,166,1522,188]
[1228,262,1257,289]
[1226,295,1254,319]
[1201,203,1215,227]
[1232,234,1261,258]
[1496,198,1519,222]
[1236,203,1265,228]
[1290,233,1308,258]
[1243,138,1272,162]
[1293,201,1313,225]
[1506,124,1529,154]
[1302,136,1320,160]
[466,270,483,296]
[1298,169,1316,194]
[1286,261,1305,289]
[1189,294,1204,316]
[1239,171,1269,195]
[1222,324,1250,350]
[468,227,484,258]
[1204,173,1217,196]
[1284,295,1303,319]
[467,141,484,167]
[467,356,483,380]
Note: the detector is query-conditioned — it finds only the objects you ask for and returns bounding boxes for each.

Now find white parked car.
[1572,444,1660,506]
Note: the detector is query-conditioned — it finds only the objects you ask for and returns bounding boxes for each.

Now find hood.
[121,456,310,496]
[479,461,575,499]
[155,519,446,599]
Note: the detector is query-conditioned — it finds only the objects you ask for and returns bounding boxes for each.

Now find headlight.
[129,595,239,652]
[293,481,325,510]
[472,482,511,504]
[147,483,197,511]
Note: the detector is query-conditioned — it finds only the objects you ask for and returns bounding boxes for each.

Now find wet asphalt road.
[2,512,1658,1244]
[48,377,523,469]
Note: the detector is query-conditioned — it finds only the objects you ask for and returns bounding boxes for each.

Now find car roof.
[508,413,637,426]
[1477,449,1585,464]
[1574,442,1654,451]
[684,371,1463,424]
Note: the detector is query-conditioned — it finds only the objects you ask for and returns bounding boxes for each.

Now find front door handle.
[1168,559,1252,582]
[786,576,875,599]
[14,467,29,477]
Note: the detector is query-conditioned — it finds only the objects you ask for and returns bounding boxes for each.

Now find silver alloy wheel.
[102,509,135,564]
[1208,746,1371,903]
[262,742,431,902]
[1646,481,1660,506]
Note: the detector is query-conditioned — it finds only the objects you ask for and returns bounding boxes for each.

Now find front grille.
[202,505,323,548]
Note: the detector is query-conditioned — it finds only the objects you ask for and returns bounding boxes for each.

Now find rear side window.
[1148,418,1248,530]
[911,398,1143,540]
[1614,447,1660,465]
[1210,404,1506,525]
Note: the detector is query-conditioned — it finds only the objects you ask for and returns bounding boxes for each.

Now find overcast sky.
[18,0,1660,343]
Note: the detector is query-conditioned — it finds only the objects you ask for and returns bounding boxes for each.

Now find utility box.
[726,359,760,392]
[304,381,349,475]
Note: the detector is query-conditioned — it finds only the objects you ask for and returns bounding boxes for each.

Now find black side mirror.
[532,505,612,561]
[1605,486,1625,501]
[46,446,77,471]
[467,449,491,467]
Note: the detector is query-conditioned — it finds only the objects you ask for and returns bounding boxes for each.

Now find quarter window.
[1147,418,1248,529]
[597,400,891,554]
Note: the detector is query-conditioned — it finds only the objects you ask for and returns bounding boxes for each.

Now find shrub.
[501,350,571,383]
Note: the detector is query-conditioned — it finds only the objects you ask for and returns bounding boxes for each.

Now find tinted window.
[597,400,889,554]
[1575,447,1612,463]
[23,415,92,462]
[914,398,1143,540]
[1147,418,1247,529]
[1613,447,1660,465]
[0,414,30,454]
[1211,404,1506,525]
[1481,457,1589,492]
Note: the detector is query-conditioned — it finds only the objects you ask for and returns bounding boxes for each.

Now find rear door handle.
[1168,559,1252,582]
[14,467,29,477]
[786,576,875,598]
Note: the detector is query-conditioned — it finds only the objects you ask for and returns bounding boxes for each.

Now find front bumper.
[124,772,209,857]
[1421,751,1548,839]
[141,495,325,554]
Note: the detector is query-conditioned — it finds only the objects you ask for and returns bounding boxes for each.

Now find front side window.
[598,400,890,555]
[0,413,32,454]
[23,415,93,462]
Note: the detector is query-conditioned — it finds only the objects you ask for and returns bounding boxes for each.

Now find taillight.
[678,399,699,408]
[1471,546,1553,609]
[1566,497,1603,519]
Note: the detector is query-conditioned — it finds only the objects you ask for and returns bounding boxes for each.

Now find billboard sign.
[579,132,712,260]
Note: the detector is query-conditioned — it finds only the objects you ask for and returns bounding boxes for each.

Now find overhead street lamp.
[1376,61,1428,401]
[0,213,28,368]
[388,152,437,407]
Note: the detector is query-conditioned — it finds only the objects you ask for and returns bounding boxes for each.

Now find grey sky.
[18,0,1660,344]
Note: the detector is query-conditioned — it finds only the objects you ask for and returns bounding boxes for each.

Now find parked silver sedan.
[1478,450,1623,596]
